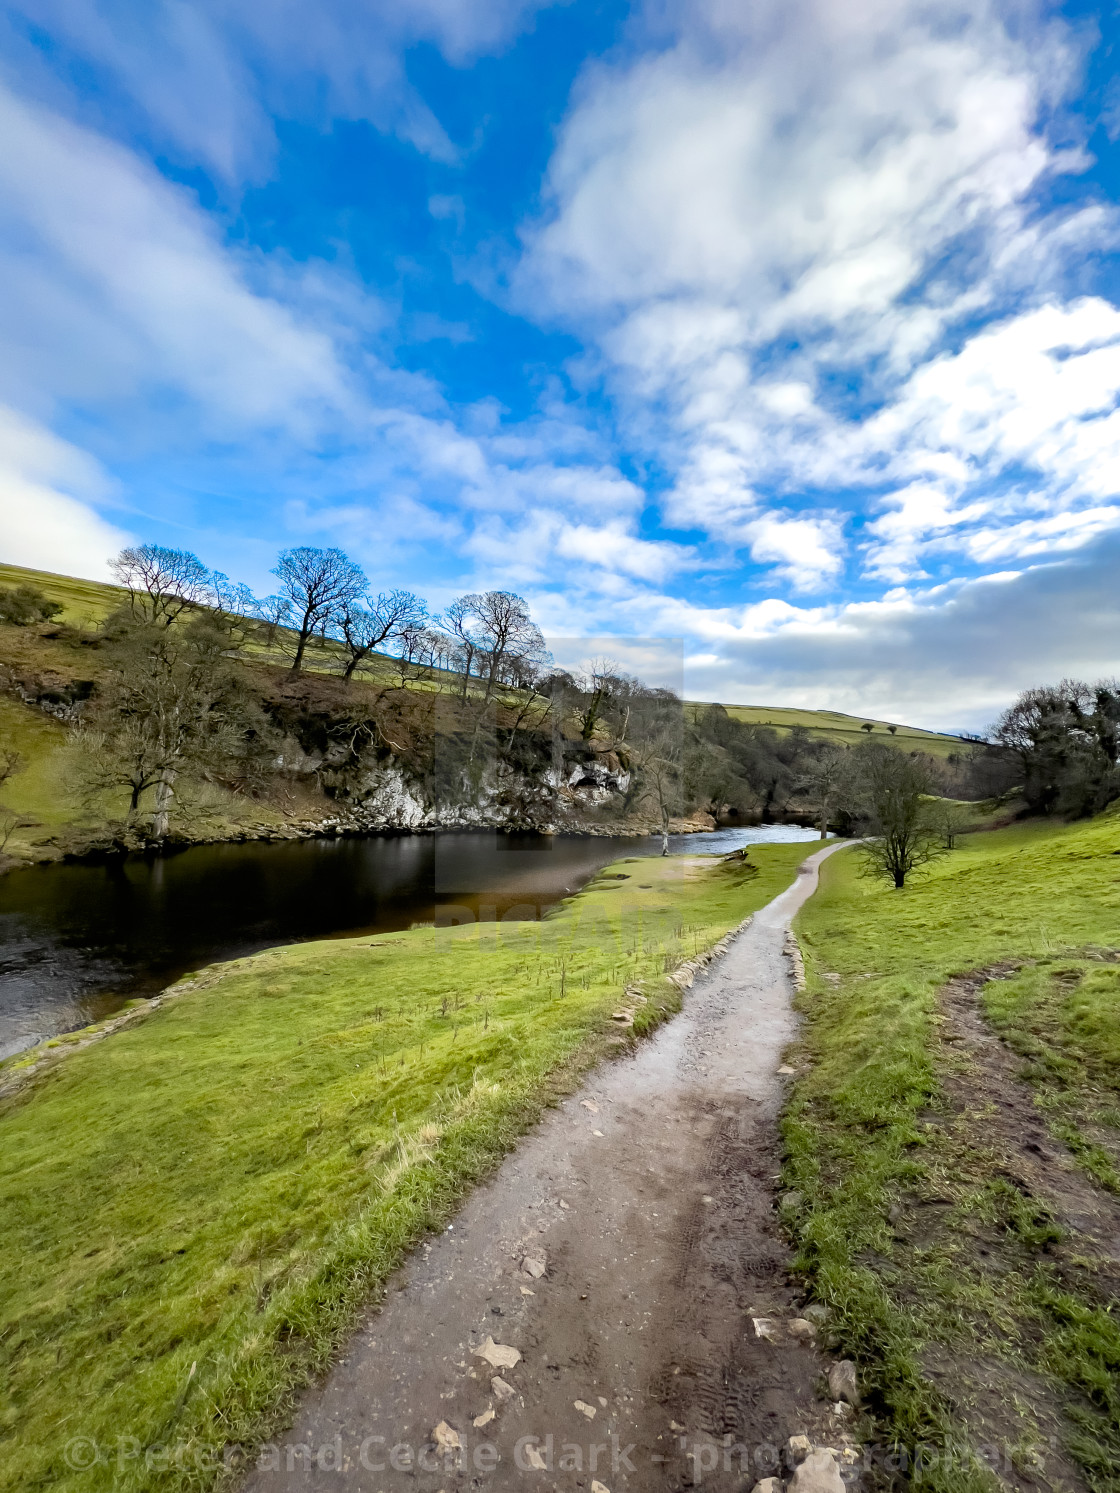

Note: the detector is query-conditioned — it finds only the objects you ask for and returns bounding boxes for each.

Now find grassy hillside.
[788,810,1120,1488]
[0,563,126,627]
[0,842,810,1493]
[0,561,967,748]
[692,700,967,758]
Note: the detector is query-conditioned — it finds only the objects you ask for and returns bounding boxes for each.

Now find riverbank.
[0,841,812,1493]
[786,809,1120,1489]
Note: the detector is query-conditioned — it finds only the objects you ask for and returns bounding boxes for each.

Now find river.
[0,824,825,1059]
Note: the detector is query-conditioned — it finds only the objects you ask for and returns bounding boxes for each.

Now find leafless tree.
[801,743,848,838]
[74,615,270,838]
[110,545,214,626]
[850,742,943,888]
[271,547,366,674]
[337,590,428,681]
[0,745,24,790]
[442,591,550,703]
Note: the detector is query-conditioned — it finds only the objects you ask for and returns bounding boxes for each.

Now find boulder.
[789,1449,845,1492]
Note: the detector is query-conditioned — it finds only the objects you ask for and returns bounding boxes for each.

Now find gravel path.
[243,842,851,1492]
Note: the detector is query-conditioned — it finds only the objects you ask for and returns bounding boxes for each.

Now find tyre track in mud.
[242,844,851,1493]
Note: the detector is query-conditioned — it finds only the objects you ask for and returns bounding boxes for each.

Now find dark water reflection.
[0,824,823,1058]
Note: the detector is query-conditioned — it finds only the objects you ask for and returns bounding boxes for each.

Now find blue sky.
[1,0,1119,729]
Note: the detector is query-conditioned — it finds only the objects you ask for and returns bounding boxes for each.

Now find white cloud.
[0,85,349,432]
[4,0,566,179]
[676,539,1120,731]
[743,512,844,590]
[0,406,131,580]
[516,0,1117,585]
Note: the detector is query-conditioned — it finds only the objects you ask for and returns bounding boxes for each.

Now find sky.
[0,0,1119,731]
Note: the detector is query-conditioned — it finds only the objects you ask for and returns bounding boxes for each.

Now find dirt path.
[243,844,851,1493]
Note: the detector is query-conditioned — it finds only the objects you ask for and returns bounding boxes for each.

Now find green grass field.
[789,811,1120,1488]
[0,842,811,1493]
[690,700,966,758]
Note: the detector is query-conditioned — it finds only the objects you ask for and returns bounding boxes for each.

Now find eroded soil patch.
[885,964,1120,1491]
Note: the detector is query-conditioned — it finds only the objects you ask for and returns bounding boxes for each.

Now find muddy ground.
[242,845,853,1493]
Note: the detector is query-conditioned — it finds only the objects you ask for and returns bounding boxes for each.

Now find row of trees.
[109,544,549,694]
[7,543,1112,864]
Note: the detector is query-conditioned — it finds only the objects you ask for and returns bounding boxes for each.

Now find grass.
[0,693,72,842]
[688,700,966,758]
[0,840,811,1493]
[787,810,1120,1488]
[982,961,1120,1195]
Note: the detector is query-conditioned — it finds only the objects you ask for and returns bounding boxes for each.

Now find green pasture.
[0,842,810,1493]
[788,811,1120,1488]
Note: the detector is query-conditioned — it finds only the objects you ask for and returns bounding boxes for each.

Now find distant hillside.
[0,563,968,758]
[687,702,967,759]
[0,562,126,625]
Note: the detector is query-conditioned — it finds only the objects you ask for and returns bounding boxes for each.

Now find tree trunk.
[660,802,670,856]
[152,768,176,839]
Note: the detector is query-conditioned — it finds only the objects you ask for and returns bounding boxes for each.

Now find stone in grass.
[828,1359,860,1406]
[803,1304,829,1325]
[789,1449,845,1492]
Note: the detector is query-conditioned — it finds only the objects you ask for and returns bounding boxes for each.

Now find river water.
[0,824,824,1059]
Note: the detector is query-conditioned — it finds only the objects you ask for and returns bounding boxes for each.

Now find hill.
[0,563,965,751]
[693,701,966,759]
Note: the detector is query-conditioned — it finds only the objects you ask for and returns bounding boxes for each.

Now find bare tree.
[0,743,28,852]
[0,745,24,790]
[443,594,483,698]
[75,615,268,838]
[442,591,550,703]
[850,742,943,888]
[801,743,847,839]
[110,545,214,626]
[0,807,32,853]
[337,590,427,682]
[271,547,366,674]
[473,592,550,700]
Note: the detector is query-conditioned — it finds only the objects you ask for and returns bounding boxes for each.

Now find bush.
[0,585,63,627]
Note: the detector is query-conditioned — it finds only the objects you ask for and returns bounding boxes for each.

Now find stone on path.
[789,1449,845,1492]
[785,1433,812,1464]
[491,1375,516,1402]
[431,1422,461,1454]
[828,1359,860,1406]
[472,1336,521,1370]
